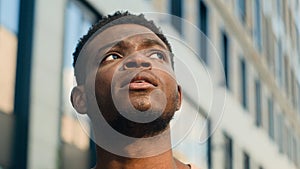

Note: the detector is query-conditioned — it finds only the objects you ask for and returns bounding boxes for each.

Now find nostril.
[125,62,137,68]
[141,62,151,68]
[124,60,152,69]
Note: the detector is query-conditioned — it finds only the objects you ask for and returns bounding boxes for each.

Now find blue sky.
[0,0,20,33]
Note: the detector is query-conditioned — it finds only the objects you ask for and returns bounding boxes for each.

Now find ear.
[176,85,182,111]
[70,86,87,114]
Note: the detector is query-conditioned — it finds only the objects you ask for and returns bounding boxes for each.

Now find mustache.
[118,70,159,88]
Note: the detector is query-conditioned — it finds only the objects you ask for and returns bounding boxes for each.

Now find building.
[184,0,300,169]
[0,0,299,169]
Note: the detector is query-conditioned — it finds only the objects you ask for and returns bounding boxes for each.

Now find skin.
[71,24,190,169]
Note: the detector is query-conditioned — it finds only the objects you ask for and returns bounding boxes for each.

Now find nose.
[123,54,152,70]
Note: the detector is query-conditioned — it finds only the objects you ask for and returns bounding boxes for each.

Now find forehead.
[98,24,156,42]
[82,24,165,55]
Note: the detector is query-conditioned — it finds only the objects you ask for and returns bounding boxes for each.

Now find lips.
[120,72,158,90]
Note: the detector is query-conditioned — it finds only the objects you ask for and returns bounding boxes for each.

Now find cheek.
[95,72,111,93]
[95,68,113,97]
[161,71,177,90]
[160,75,179,103]
[94,71,114,114]
[94,62,120,88]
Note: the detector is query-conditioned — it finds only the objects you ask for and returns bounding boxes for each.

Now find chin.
[108,112,174,138]
[130,96,152,112]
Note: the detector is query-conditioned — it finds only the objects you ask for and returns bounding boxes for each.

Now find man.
[71,11,199,169]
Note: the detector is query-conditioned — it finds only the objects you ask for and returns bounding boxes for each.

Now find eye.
[103,53,122,62]
[149,52,164,60]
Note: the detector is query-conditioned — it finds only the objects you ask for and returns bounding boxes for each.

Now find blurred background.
[1,0,300,169]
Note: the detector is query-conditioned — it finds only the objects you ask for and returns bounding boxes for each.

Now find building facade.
[0,0,300,169]
[188,0,300,169]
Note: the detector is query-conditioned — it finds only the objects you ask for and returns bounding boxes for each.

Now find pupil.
[158,54,162,59]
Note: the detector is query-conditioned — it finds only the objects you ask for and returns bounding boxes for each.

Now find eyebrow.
[97,41,122,54]
[138,38,168,50]
[96,38,168,56]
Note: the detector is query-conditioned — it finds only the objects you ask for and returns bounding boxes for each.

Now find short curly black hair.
[73,11,173,85]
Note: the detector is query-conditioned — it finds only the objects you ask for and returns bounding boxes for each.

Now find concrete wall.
[27,0,66,168]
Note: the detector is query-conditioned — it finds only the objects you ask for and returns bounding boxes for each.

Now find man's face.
[83,24,181,137]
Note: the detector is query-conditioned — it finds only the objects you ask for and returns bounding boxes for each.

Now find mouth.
[121,72,158,90]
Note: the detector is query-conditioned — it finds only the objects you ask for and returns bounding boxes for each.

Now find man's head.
[71,11,182,138]
[73,11,174,85]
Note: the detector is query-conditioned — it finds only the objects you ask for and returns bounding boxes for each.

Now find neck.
[94,146,180,169]
[92,126,189,169]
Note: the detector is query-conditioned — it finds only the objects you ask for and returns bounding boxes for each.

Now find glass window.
[298,83,300,116]
[63,1,98,68]
[283,119,288,156]
[289,13,294,45]
[286,127,292,160]
[277,0,282,18]
[282,0,286,30]
[255,79,262,127]
[283,123,288,156]
[284,57,289,97]
[198,0,208,63]
[170,0,183,34]
[276,40,283,87]
[297,27,300,57]
[222,31,230,89]
[292,135,297,165]
[243,152,250,169]
[284,56,292,98]
[0,0,20,34]
[240,58,247,109]
[297,137,300,167]
[237,0,246,23]
[291,71,296,108]
[224,133,233,169]
[262,16,272,67]
[253,0,262,51]
[277,113,284,153]
[268,98,274,139]
[61,1,101,168]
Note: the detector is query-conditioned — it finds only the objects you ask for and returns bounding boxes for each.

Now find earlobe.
[176,85,182,110]
[70,86,87,114]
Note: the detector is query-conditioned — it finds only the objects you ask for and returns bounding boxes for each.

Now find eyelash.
[102,53,122,62]
[101,50,166,64]
[148,51,165,60]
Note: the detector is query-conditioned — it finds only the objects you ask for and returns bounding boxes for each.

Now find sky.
[0,0,20,34]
